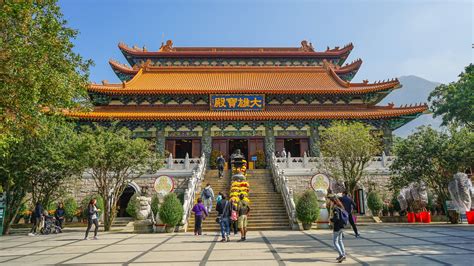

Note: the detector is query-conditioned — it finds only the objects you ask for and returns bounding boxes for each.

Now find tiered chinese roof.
[68,40,428,130]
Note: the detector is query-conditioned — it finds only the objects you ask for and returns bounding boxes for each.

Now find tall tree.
[78,124,161,231]
[319,121,381,196]
[0,0,91,148]
[390,126,474,206]
[0,117,85,234]
[428,64,474,128]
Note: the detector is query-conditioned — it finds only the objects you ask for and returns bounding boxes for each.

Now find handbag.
[231,210,238,221]
[215,215,222,223]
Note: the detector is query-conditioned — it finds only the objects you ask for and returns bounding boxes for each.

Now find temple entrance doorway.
[117,185,139,217]
[229,139,248,161]
[175,139,192,158]
[276,138,309,157]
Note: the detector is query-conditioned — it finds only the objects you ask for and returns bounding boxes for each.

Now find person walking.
[201,183,215,214]
[191,198,208,235]
[229,197,239,236]
[237,194,250,241]
[55,202,66,230]
[330,196,347,263]
[216,194,232,242]
[216,154,225,179]
[340,191,360,237]
[216,192,223,205]
[28,202,43,236]
[84,198,100,240]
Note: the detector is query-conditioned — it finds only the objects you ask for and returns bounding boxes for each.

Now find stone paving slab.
[0,225,472,265]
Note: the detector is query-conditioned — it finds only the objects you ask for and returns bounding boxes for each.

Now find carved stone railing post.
[286,152,291,168]
[303,152,308,168]
[167,153,173,169]
[184,153,190,170]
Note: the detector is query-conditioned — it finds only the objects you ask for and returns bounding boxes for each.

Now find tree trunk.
[104,197,111,231]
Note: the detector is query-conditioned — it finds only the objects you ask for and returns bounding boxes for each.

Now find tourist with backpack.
[329,195,348,263]
[341,191,360,237]
[237,194,251,241]
[201,183,215,214]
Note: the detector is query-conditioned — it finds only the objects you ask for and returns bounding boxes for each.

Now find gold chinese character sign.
[210,94,265,111]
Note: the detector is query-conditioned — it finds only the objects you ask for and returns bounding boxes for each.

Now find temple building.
[68,40,427,166]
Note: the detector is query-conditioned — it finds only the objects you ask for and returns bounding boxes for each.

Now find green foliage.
[151,194,160,216]
[367,191,383,216]
[429,64,474,128]
[0,1,92,142]
[390,195,401,212]
[255,150,266,169]
[296,190,320,224]
[176,192,185,205]
[159,193,184,227]
[77,123,161,231]
[210,150,221,169]
[390,126,474,204]
[320,121,381,196]
[126,194,140,219]
[63,197,78,220]
[81,194,104,219]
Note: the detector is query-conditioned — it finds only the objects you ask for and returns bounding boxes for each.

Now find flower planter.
[466,211,474,224]
[414,212,422,223]
[165,225,175,233]
[302,223,312,230]
[407,212,415,223]
[421,211,431,223]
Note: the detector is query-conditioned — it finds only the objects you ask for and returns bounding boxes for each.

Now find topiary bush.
[126,193,140,219]
[151,194,160,216]
[159,193,184,228]
[255,150,266,169]
[296,190,320,229]
[64,197,78,222]
[81,194,104,219]
[367,191,383,216]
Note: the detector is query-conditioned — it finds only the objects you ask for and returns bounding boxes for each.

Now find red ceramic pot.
[414,212,422,222]
[466,211,474,224]
[421,211,431,223]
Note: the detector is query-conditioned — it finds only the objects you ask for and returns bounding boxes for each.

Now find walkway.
[0,225,472,265]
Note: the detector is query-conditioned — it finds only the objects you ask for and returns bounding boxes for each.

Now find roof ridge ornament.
[159,39,175,52]
[300,40,314,52]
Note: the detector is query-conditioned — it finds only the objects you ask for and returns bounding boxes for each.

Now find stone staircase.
[188,170,230,232]
[188,169,290,232]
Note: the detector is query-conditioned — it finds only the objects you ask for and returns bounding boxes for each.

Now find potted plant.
[255,150,266,169]
[367,191,383,217]
[64,197,78,223]
[159,193,184,233]
[296,190,320,230]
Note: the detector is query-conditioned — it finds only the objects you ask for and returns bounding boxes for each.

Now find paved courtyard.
[0,225,473,265]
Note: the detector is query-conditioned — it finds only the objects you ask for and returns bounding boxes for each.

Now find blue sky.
[59,0,472,84]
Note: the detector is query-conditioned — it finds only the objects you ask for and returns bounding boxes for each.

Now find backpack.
[203,188,212,199]
[340,208,349,226]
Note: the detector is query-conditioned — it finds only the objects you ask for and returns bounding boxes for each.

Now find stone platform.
[0,225,472,265]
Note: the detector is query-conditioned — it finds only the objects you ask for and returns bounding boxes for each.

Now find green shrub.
[126,193,140,219]
[296,190,320,224]
[81,194,104,219]
[159,193,184,227]
[255,150,266,169]
[151,194,160,216]
[367,191,383,216]
[390,195,401,212]
[64,197,78,220]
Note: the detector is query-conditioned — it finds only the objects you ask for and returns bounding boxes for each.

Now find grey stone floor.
[0,225,473,265]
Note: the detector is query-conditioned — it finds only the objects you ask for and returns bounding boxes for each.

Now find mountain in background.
[381,75,443,137]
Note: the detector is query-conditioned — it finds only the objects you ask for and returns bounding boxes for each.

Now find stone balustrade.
[180,153,206,232]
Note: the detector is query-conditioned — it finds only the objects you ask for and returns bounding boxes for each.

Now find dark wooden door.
[275,139,284,157]
[212,139,228,159]
[300,138,309,156]
[191,139,201,158]
[165,139,176,156]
